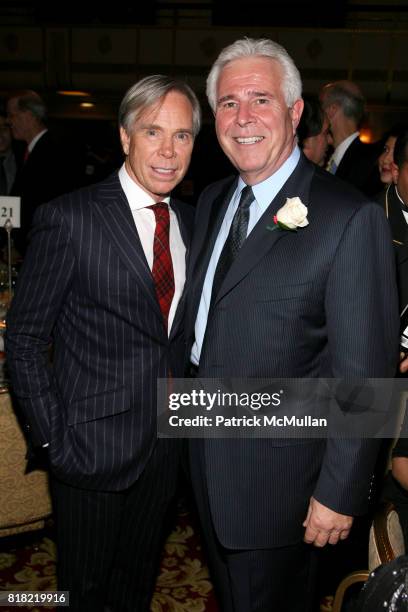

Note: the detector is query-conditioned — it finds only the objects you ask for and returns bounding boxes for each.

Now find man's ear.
[119,126,130,156]
[324,103,337,121]
[290,99,304,131]
[391,161,399,185]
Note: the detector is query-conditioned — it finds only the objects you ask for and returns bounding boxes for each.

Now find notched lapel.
[214,156,314,306]
[91,175,162,320]
[169,198,191,339]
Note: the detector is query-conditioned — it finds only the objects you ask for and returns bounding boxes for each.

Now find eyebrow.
[217,91,272,105]
[139,123,193,134]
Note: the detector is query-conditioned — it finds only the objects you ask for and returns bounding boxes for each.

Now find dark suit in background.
[378,183,408,311]
[10,130,77,254]
[335,136,383,197]
[5,76,200,611]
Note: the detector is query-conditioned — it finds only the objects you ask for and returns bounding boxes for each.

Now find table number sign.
[0,197,21,229]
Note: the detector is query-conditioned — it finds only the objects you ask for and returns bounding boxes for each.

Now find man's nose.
[236,102,254,126]
[159,136,175,157]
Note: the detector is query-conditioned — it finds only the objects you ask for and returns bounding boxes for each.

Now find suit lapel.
[169,197,191,339]
[91,173,163,320]
[214,156,314,305]
[385,184,408,246]
[188,177,237,326]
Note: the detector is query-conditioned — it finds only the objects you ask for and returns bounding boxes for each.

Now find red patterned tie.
[149,202,175,331]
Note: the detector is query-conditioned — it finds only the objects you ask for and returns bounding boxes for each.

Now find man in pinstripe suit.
[186,38,399,611]
[6,76,200,611]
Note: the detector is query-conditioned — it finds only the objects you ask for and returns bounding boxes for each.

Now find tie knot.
[149,202,169,221]
[238,185,254,211]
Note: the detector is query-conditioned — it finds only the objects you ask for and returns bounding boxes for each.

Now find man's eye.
[255,98,269,105]
[147,129,157,136]
[221,101,237,109]
[176,132,190,141]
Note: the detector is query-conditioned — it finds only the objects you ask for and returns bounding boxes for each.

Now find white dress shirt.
[395,186,408,225]
[329,131,360,170]
[191,146,301,365]
[28,129,48,153]
[119,164,186,334]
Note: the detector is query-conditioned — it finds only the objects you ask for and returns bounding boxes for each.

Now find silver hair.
[12,90,47,124]
[206,37,302,112]
[321,84,365,126]
[119,75,201,137]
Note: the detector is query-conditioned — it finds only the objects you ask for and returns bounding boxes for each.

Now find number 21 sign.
[0,196,21,228]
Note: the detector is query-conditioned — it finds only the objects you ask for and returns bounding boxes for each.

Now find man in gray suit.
[186,38,399,611]
[6,76,200,611]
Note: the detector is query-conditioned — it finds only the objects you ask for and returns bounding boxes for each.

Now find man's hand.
[303,496,353,547]
[399,352,408,374]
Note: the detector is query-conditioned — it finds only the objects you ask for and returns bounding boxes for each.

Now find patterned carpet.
[0,497,338,611]
[0,497,218,612]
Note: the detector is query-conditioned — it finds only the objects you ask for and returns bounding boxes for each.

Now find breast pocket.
[254,282,314,303]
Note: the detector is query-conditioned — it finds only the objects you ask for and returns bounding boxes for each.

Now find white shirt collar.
[333,131,359,166]
[119,163,170,210]
[28,129,47,153]
[236,145,301,213]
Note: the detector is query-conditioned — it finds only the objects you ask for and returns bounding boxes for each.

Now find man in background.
[297,93,330,167]
[0,108,22,196]
[320,80,382,196]
[6,75,200,611]
[7,90,79,254]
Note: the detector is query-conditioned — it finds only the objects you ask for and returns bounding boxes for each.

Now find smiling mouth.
[152,167,177,175]
[234,136,264,145]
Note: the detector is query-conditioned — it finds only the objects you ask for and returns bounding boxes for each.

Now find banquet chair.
[0,391,52,537]
[332,502,405,612]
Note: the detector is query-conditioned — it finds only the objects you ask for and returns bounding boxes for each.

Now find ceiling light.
[57,90,91,97]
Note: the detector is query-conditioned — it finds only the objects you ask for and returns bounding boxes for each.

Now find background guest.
[320,80,383,196]
[297,93,330,166]
[0,108,23,197]
[377,127,408,318]
[7,90,80,255]
[378,124,407,188]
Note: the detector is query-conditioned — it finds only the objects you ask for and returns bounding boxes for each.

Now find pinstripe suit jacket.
[186,154,399,549]
[6,172,193,491]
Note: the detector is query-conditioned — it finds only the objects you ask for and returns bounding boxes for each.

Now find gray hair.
[321,82,365,126]
[206,37,302,112]
[12,90,47,124]
[119,75,201,137]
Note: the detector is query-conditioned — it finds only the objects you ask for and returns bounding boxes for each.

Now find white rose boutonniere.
[266,197,309,232]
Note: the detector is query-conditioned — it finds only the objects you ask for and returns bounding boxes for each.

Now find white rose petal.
[276,197,309,229]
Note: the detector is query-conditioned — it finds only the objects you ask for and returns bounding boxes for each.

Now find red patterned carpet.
[0,497,219,612]
[0,497,336,611]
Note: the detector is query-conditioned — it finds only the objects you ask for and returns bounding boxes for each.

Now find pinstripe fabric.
[6,171,192,609]
[186,154,400,550]
[51,439,178,611]
[6,171,193,492]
